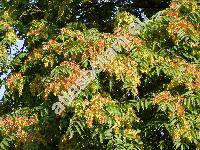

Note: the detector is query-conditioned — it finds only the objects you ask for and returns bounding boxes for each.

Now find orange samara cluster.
[104,57,140,95]
[82,95,114,128]
[44,61,82,98]
[6,72,24,95]
[169,62,200,91]
[0,116,37,134]
[153,91,185,118]
[167,18,197,44]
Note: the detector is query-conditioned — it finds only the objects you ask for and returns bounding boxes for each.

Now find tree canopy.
[0,0,200,149]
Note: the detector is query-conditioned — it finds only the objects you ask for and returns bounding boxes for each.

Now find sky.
[0,39,24,101]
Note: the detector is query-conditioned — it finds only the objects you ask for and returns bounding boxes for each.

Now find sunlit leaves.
[0,0,200,149]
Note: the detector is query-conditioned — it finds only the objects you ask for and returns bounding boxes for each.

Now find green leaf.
[170,118,177,126]
[2,140,9,147]
[104,129,112,139]
[99,132,104,143]
[76,121,83,131]
[181,144,185,150]
[175,142,181,149]
[140,101,145,110]
[74,124,81,135]
[69,130,74,139]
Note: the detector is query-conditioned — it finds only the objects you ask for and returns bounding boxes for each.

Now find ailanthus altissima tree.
[0,0,200,149]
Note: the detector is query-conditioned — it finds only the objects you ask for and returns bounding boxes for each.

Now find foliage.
[0,0,200,149]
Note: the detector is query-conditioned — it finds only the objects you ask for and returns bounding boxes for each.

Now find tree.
[0,0,199,149]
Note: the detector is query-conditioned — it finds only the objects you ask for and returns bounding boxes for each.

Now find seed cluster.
[153,91,186,118]
[74,95,140,141]
[27,21,46,36]
[184,64,200,90]
[60,27,85,43]
[0,115,38,142]
[0,45,7,58]
[104,57,140,95]
[0,20,11,30]
[25,48,43,63]
[30,74,43,96]
[153,91,173,105]
[82,40,105,61]
[7,72,24,95]
[167,18,197,44]
[81,95,113,128]
[169,2,178,8]
[124,128,138,140]
[171,119,193,141]
[166,10,179,18]
[44,61,82,98]
[131,36,142,46]
[42,38,62,55]
[173,100,185,117]
[169,62,200,91]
